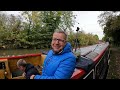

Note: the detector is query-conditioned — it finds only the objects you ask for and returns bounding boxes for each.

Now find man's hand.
[22,72,26,77]
[30,75,35,79]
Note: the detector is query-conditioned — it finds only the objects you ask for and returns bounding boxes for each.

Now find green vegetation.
[68,30,99,47]
[98,11,120,46]
[98,11,120,79]
[107,46,120,79]
[0,11,99,49]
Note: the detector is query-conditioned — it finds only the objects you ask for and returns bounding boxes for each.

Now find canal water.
[0,49,49,57]
[0,44,100,57]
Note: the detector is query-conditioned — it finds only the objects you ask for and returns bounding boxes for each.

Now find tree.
[0,11,76,49]
[20,11,76,49]
[98,11,120,45]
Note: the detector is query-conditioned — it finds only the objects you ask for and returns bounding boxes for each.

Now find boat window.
[0,62,6,69]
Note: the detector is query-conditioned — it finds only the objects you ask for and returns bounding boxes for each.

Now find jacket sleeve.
[26,71,33,79]
[26,68,40,79]
[34,57,76,79]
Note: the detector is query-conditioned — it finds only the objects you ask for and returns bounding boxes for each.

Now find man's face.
[51,32,66,54]
[18,66,25,71]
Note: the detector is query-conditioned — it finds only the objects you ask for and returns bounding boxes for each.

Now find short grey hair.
[54,29,68,40]
[17,59,27,67]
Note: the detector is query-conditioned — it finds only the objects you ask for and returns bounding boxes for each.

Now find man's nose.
[55,40,59,44]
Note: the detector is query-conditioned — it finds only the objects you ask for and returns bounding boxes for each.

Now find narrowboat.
[0,42,110,79]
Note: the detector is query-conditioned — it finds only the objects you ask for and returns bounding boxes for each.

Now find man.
[17,59,40,79]
[30,30,76,79]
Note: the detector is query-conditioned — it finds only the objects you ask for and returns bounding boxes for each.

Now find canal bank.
[107,46,120,79]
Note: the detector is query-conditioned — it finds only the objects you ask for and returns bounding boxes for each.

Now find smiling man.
[30,30,76,79]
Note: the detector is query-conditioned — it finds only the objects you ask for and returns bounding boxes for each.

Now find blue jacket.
[34,42,76,79]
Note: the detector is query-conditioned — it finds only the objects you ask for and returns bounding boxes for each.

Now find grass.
[106,46,120,79]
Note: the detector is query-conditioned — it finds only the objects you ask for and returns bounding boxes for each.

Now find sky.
[6,11,104,40]
[72,11,104,40]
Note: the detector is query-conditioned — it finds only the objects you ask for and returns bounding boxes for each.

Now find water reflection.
[0,49,43,57]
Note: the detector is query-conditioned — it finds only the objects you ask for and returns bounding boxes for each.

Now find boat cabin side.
[0,54,46,79]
